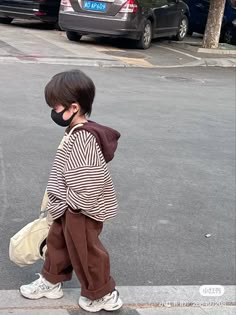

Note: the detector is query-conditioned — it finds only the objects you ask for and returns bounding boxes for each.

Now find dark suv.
[59,0,190,49]
[184,0,236,45]
[0,0,60,25]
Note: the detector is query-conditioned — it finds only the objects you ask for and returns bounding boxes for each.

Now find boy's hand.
[46,211,53,227]
[40,190,49,212]
[40,190,53,226]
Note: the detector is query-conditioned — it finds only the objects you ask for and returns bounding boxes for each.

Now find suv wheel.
[0,17,13,24]
[175,15,188,41]
[136,20,152,49]
[66,31,82,42]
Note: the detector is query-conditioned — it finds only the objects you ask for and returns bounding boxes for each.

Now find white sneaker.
[20,273,63,300]
[79,290,123,312]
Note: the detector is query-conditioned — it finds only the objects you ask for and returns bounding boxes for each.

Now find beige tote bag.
[9,191,50,267]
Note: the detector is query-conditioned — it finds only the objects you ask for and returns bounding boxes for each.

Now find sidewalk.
[162,34,236,68]
[0,286,235,315]
[0,21,235,68]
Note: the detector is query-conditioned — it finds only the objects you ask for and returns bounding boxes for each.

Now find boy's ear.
[71,102,80,113]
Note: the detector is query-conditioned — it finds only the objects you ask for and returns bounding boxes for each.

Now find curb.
[169,40,236,54]
[0,55,236,68]
[0,56,128,68]
[197,58,236,68]
[0,286,235,309]
[172,42,236,55]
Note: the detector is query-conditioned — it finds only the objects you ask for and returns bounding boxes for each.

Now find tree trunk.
[202,0,226,49]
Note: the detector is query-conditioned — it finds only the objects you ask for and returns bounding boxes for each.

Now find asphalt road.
[0,20,235,291]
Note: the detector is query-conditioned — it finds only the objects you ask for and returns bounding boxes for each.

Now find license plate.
[83,1,107,12]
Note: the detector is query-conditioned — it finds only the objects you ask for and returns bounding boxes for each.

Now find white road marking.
[32,32,96,57]
[156,44,202,60]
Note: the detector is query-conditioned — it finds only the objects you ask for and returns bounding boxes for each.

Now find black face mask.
[51,108,77,127]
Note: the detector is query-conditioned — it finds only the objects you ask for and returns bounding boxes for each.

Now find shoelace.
[31,273,51,291]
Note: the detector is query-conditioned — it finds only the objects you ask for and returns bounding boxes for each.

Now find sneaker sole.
[103,298,123,311]
[79,297,123,312]
[20,289,64,300]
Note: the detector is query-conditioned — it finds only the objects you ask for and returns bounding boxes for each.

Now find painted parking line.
[156,44,201,60]
[114,56,153,67]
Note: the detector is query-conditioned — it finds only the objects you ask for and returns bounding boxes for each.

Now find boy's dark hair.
[45,69,95,116]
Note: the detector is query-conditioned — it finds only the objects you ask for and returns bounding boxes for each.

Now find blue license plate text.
[83,1,106,12]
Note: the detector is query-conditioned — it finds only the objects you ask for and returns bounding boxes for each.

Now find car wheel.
[66,31,82,42]
[136,20,152,49]
[0,17,13,24]
[175,15,188,41]
[222,26,233,44]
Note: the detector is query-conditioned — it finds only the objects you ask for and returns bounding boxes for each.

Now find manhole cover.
[104,51,145,59]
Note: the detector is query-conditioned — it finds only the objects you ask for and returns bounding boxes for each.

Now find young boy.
[20,69,123,312]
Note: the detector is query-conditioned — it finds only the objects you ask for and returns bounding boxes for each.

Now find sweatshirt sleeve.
[46,193,68,219]
[64,131,105,212]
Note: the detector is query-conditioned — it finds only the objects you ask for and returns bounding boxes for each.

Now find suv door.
[192,0,210,33]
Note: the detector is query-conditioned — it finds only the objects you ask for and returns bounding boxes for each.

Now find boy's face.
[51,103,79,127]
[53,104,75,121]
[51,102,86,127]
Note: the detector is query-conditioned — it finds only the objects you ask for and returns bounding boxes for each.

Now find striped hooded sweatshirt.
[46,121,120,222]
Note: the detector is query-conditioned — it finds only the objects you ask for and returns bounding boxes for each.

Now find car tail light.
[60,0,74,11]
[119,0,138,13]
[34,11,47,16]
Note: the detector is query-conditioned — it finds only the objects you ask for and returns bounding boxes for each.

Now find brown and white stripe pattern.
[46,130,118,221]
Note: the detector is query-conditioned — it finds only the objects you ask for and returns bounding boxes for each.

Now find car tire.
[66,31,82,42]
[175,15,188,41]
[0,17,13,24]
[222,26,233,45]
[136,19,152,49]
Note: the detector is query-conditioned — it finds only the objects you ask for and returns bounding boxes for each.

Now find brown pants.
[42,210,115,300]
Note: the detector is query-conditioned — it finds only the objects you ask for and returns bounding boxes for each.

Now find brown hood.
[71,120,120,163]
